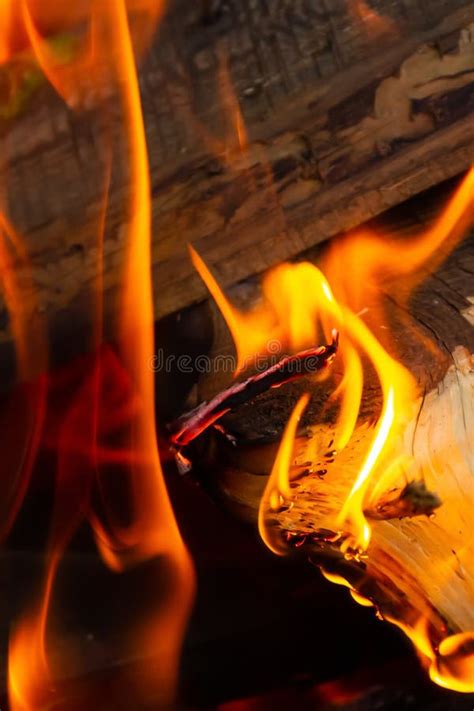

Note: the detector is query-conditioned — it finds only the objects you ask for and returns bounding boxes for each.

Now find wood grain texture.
[0,1,473,376]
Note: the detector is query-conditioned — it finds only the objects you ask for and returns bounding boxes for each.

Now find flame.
[258,393,310,555]
[191,247,417,551]
[0,1,165,109]
[387,617,474,693]
[191,170,473,549]
[323,168,474,320]
[320,570,373,607]
[0,0,13,63]
[433,632,474,692]
[191,169,473,689]
[0,214,47,705]
[217,48,248,157]
[91,7,195,700]
[7,0,194,708]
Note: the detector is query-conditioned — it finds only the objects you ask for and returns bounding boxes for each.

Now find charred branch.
[168,334,338,446]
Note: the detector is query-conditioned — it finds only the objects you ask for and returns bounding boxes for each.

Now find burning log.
[176,170,474,692]
[197,346,474,692]
[1,1,474,374]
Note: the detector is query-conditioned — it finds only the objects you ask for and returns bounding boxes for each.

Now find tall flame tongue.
[258,393,311,556]
[190,246,416,552]
[191,168,474,692]
[7,1,194,709]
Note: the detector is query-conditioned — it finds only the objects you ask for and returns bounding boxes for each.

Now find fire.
[433,632,474,692]
[217,48,248,157]
[191,168,474,690]
[386,617,474,694]
[0,1,164,61]
[258,393,310,556]
[191,247,417,552]
[3,1,194,708]
[1,0,473,701]
[95,5,195,700]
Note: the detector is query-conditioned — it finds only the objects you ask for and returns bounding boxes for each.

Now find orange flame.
[191,246,417,551]
[258,393,310,555]
[0,0,13,63]
[217,48,248,157]
[94,5,195,700]
[1,0,473,699]
[387,617,474,693]
[191,169,474,690]
[7,1,194,708]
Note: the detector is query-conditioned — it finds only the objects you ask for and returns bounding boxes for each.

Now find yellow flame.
[258,393,310,555]
[432,632,474,693]
[387,616,474,693]
[320,569,373,607]
[191,168,473,691]
[192,245,417,551]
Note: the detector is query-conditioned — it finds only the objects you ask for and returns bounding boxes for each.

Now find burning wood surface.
[255,348,473,692]
[187,330,474,695]
[1,2,195,709]
[183,170,474,693]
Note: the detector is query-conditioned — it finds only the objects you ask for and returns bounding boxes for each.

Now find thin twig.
[168,331,339,446]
